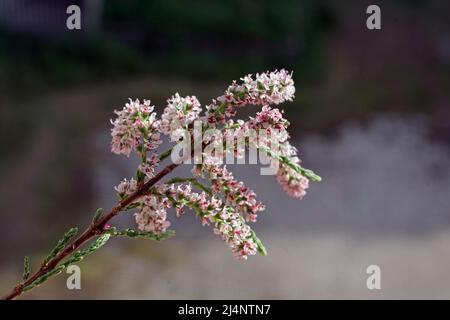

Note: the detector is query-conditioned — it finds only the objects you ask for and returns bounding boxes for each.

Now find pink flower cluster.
[249,105,289,132]
[109,69,319,260]
[138,154,160,179]
[217,105,310,199]
[134,194,171,234]
[160,184,258,260]
[114,178,138,198]
[206,69,295,125]
[213,207,257,260]
[194,164,265,222]
[276,143,310,198]
[164,184,219,221]
[161,93,202,139]
[111,99,161,156]
[236,105,309,198]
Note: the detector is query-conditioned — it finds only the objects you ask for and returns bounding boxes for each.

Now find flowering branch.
[2,161,179,300]
[1,69,321,299]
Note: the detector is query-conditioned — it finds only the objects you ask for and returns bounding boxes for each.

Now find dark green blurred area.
[0,0,334,94]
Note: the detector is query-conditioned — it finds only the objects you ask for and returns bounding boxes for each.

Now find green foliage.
[260,146,322,182]
[44,227,78,264]
[21,225,176,293]
[63,234,111,266]
[159,148,174,162]
[22,256,30,281]
[107,227,175,241]
[252,231,267,257]
[23,265,66,292]
[92,208,103,224]
[23,234,111,292]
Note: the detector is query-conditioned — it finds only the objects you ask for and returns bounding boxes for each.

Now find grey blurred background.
[0,0,449,299]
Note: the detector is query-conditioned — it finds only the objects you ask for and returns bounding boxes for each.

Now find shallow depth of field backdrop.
[0,0,449,299]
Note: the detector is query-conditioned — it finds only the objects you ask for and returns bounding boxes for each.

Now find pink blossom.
[138,154,160,179]
[108,69,320,261]
[206,69,295,125]
[135,194,171,234]
[111,99,161,156]
[245,106,310,199]
[249,105,289,132]
[158,183,258,259]
[114,178,138,198]
[193,165,265,223]
[275,143,310,198]
[276,165,310,198]
[160,93,202,137]
[213,206,258,260]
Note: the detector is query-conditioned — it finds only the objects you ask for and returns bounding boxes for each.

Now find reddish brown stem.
[1,162,179,300]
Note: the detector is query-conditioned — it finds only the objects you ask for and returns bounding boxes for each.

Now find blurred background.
[0,0,449,299]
